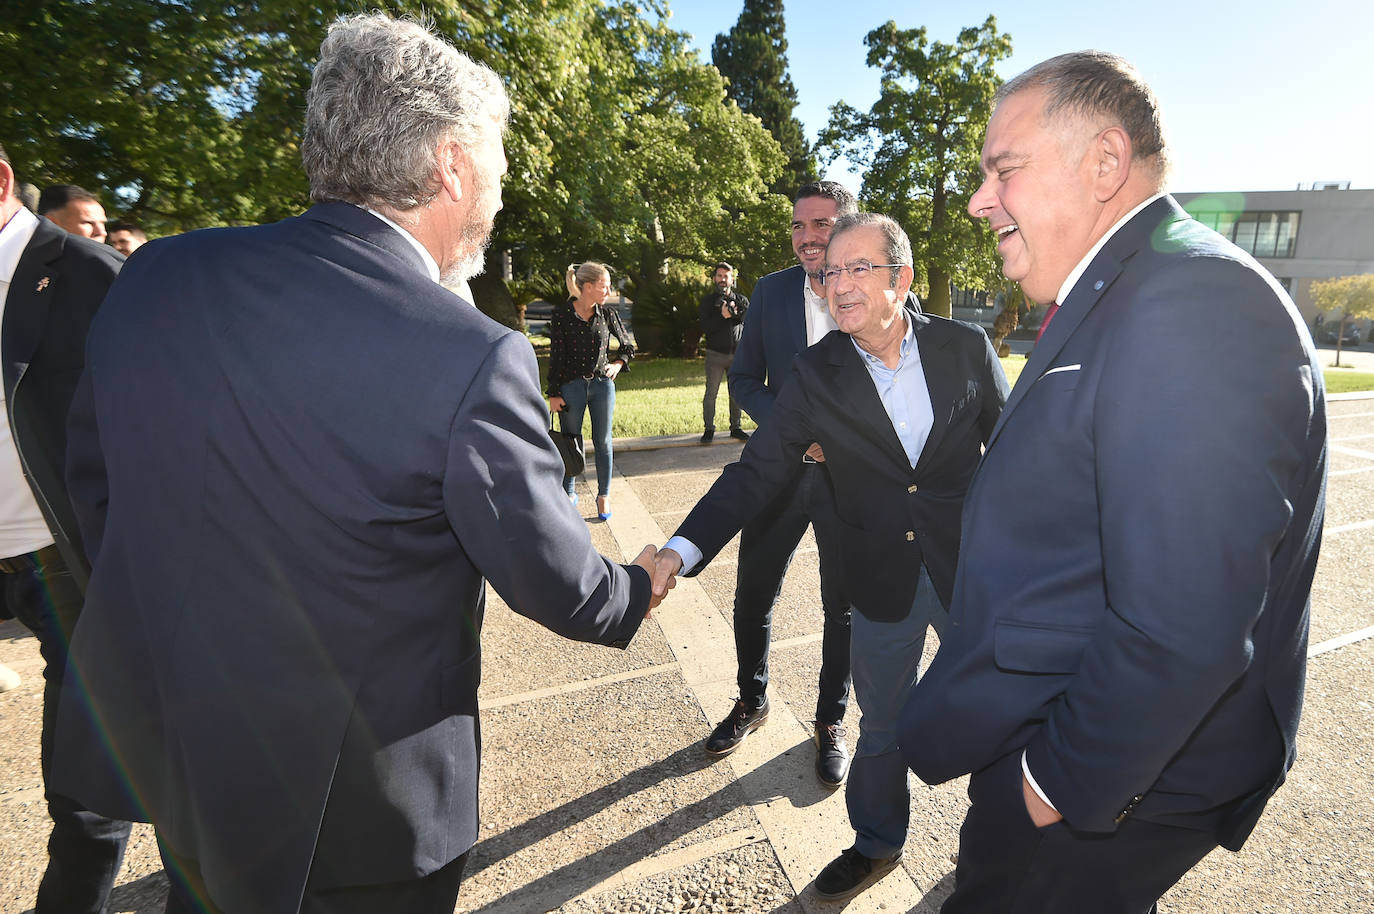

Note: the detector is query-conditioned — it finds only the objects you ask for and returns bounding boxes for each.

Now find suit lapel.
[825,332,911,469]
[4,220,66,377]
[985,196,1180,450]
[912,311,956,472]
[788,266,811,356]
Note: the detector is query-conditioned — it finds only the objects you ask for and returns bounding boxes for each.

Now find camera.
[715,290,739,316]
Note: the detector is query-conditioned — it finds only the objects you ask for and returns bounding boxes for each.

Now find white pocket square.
[1040,363,1082,379]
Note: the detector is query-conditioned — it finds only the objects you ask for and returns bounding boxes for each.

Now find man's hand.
[721,301,734,319]
[548,395,566,413]
[604,361,624,381]
[650,547,683,602]
[805,442,826,462]
[632,545,676,612]
[1022,774,1063,828]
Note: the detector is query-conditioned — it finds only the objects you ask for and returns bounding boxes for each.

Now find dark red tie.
[1035,302,1060,344]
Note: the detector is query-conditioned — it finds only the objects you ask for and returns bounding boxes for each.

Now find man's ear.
[1092,126,1132,202]
[437,140,465,202]
[895,263,915,298]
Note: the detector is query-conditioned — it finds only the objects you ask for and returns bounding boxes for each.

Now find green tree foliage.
[817,16,1011,318]
[710,0,816,196]
[1311,274,1374,365]
[2,1,792,343]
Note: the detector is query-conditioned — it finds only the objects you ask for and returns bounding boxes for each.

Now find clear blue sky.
[661,0,1372,195]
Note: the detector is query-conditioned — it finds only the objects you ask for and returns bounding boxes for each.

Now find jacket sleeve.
[729,278,776,424]
[444,332,648,646]
[605,304,635,365]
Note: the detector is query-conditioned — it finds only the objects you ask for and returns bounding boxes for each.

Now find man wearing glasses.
[652,212,1009,901]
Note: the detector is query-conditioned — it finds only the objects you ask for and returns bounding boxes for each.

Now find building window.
[1189,209,1300,258]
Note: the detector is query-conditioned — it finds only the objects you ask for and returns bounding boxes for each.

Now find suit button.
[907,484,918,494]
[905,531,915,541]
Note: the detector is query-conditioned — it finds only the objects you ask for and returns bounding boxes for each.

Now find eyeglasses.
[819,259,904,286]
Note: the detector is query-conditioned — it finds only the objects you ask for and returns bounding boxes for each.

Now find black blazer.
[1,215,121,601]
[677,307,1008,620]
[53,204,650,914]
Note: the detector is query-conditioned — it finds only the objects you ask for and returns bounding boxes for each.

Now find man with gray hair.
[51,14,662,914]
[652,211,1007,902]
[902,51,1325,912]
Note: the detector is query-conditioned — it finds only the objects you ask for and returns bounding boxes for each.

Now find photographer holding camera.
[699,261,750,443]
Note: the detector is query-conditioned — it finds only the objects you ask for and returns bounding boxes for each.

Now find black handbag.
[548,411,585,477]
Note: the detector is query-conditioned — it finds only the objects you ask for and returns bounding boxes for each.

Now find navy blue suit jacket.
[52,203,649,913]
[728,264,810,426]
[679,307,1007,620]
[1,217,121,597]
[902,197,1326,849]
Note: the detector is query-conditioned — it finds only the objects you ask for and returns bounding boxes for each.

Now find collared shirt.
[1053,192,1168,308]
[0,205,59,558]
[852,313,932,468]
[665,312,933,572]
[802,271,838,347]
[363,206,441,283]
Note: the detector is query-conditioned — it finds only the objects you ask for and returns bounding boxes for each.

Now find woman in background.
[546,261,634,521]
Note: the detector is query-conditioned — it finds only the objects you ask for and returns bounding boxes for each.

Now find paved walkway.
[3,398,1374,912]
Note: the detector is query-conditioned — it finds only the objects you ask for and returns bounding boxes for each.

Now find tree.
[816,16,1011,318]
[710,0,816,195]
[1310,274,1374,367]
[2,1,791,341]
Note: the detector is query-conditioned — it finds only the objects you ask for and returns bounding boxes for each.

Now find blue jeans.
[848,565,947,860]
[559,377,615,498]
[732,461,851,724]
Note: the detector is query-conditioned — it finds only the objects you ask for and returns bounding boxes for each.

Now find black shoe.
[700,429,715,444]
[814,846,903,901]
[729,428,750,441]
[814,722,850,788]
[704,697,769,756]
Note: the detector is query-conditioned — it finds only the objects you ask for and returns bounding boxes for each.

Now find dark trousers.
[6,544,132,914]
[733,461,851,724]
[942,752,1218,914]
[703,348,742,431]
[161,839,469,914]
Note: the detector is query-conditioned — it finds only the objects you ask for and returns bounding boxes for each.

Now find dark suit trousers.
[942,752,1218,914]
[733,461,850,723]
[160,838,469,914]
[6,545,132,914]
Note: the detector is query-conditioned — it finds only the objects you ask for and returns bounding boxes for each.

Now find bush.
[629,276,706,357]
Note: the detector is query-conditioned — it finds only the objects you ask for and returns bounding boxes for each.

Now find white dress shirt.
[0,205,58,558]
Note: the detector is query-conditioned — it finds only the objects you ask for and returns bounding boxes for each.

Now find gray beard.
[443,238,488,285]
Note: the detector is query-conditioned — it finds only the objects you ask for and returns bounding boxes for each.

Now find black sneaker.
[729,428,750,441]
[700,429,715,444]
[704,697,769,756]
[814,722,850,788]
[814,846,903,901]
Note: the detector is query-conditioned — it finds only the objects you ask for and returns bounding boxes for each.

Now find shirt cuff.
[1021,750,1059,813]
[663,535,702,574]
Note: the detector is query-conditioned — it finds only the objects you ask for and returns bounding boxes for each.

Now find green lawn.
[535,347,1367,438]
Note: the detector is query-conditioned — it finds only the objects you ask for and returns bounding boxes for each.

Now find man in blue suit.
[50,15,663,914]
[703,181,857,787]
[0,143,132,914]
[901,52,1326,913]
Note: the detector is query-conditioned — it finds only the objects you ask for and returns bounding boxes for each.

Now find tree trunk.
[925,265,952,318]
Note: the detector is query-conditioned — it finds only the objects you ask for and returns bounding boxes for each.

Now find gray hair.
[830,212,913,287]
[997,51,1168,183]
[301,13,510,210]
[565,262,610,299]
